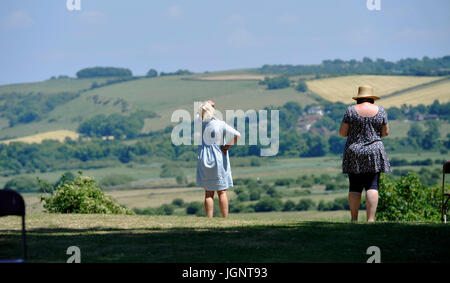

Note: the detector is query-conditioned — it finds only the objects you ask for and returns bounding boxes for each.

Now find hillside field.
[0,74,316,139]
[0,130,79,145]
[306,75,448,105]
[380,79,450,107]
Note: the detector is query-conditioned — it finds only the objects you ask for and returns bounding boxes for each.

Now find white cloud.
[1,10,34,30]
[77,11,108,25]
[166,5,182,19]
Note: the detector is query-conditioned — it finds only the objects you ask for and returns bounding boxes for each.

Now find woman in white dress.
[196,100,240,218]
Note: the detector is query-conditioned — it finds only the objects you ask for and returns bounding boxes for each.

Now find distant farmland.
[0,130,79,145]
[380,79,450,107]
[0,71,449,140]
[306,75,444,104]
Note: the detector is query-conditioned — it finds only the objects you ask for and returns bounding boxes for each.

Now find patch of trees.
[259,75,291,89]
[0,92,80,126]
[258,55,450,76]
[49,75,70,80]
[160,69,193,76]
[76,67,133,78]
[386,100,450,121]
[146,69,158,78]
[77,110,158,139]
[295,79,308,92]
[383,119,449,153]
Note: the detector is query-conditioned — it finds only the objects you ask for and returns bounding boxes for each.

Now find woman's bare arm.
[381,124,389,137]
[221,135,239,153]
[339,122,349,137]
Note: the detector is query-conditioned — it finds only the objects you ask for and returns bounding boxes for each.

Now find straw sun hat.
[352,85,380,100]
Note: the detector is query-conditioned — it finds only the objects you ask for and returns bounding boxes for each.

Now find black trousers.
[348,173,380,193]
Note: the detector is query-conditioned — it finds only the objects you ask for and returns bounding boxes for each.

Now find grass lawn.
[1,213,449,263]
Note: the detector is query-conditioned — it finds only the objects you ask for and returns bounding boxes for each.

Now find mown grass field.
[1,213,449,263]
[306,75,444,104]
[380,79,450,107]
[0,130,79,145]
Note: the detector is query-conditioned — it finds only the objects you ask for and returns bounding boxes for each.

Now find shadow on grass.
[1,221,449,263]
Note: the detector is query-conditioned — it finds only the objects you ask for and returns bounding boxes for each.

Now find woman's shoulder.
[345,105,355,115]
[377,105,386,115]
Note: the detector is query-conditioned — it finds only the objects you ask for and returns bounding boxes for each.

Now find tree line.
[76,67,133,78]
[259,56,450,77]
[77,110,158,139]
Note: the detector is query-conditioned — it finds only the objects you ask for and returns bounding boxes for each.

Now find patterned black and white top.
[342,105,391,174]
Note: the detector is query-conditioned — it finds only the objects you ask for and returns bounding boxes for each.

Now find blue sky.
[0,0,449,85]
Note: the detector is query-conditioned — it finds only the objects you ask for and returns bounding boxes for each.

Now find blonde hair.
[198,101,216,121]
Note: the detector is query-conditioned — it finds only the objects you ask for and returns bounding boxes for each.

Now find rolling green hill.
[0,73,316,139]
[0,71,449,141]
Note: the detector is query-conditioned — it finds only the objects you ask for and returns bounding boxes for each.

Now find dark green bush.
[132,207,154,215]
[249,190,261,201]
[186,201,203,215]
[317,197,349,211]
[266,187,282,198]
[237,192,250,202]
[157,204,175,215]
[274,178,294,186]
[325,182,347,191]
[265,75,290,90]
[300,180,314,188]
[254,197,283,212]
[296,199,315,211]
[230,201,246,213]
[325,183,338,191]
[377,173,441,222]
[317,200,333,211]
[295,79,308,92]
[40,173,133,214]
[172,198,185,207]
[176,174,188,185]
[283,200,296,211]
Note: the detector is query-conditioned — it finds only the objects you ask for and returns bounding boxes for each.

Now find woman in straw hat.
[196,100,240,218]
[339,85,391,222]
